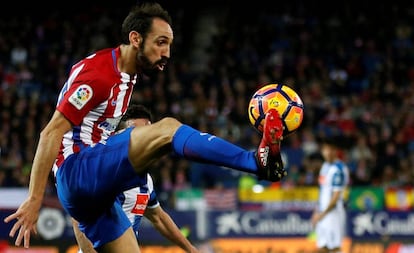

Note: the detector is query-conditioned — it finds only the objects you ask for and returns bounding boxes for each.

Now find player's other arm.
[144,206,199,253]
[4,110,72,248]
[311,190,342,227]
[320,190,341,218]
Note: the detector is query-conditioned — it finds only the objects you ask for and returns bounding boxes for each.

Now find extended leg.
[128,115,286,182]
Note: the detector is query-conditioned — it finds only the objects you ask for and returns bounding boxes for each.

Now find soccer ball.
[248,83,304,136]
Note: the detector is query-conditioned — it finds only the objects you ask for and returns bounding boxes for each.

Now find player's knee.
[131,116,182,145]
[157,117,182,134]
[128,117,182,169]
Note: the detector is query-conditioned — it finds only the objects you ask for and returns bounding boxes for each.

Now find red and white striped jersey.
[53,46,136,170]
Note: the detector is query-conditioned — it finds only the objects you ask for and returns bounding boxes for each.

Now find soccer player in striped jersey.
[311,138,350,253]
[4,2,286,253]
[73,104,198,253]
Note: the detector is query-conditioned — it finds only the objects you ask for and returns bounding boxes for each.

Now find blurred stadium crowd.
[0,1,414,208]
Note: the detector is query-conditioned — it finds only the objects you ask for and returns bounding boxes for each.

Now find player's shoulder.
[73,47,113,66]
[70,47,120,85]
[332,160,349,173]
[89,47,115,60]
[81,48,115,69]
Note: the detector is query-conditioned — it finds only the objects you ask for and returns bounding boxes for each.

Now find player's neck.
[118,44,140,76]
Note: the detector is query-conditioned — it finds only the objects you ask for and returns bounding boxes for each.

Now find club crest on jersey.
[132,193,149,216]
[69,84,93,110]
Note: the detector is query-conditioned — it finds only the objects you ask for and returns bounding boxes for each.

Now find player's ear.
[129,31,142,46]
[126,120,133,127]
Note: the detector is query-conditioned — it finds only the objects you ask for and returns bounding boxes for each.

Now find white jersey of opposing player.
[118,173,159,239]
[316,159,350,249]
[317,159,349,212]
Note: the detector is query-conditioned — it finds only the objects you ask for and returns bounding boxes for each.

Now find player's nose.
[161,46,170,59]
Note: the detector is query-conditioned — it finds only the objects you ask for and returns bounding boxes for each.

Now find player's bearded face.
[137,42,168,77]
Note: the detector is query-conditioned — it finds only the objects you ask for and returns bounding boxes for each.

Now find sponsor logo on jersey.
[132,193,149,216]
[98,117,122,132]
[68,84,93,109]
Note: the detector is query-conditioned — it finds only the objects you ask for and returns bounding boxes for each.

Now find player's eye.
[157,40,167,46]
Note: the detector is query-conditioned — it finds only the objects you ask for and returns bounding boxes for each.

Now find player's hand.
[187,245,200,253]
[3,197,42,248]
[311,212,322,228]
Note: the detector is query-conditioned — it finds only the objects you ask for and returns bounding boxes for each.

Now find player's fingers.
[15,226,24,246]
[24,228,31,248]
[9,218,23,237]
[4,212,20,223]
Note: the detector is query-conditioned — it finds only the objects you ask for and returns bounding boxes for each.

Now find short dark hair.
[320,136,342,148]
[122,104,152,122]
[116,104,152,131]
[121,2,172,44]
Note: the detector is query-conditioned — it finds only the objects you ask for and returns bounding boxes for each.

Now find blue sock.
[172,124,258,174]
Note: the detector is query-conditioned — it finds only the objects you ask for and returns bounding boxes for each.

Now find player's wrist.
[28,195,43,205]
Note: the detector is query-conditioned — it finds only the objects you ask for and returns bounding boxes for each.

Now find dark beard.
[137,54,156,77]
[137,48,168,78]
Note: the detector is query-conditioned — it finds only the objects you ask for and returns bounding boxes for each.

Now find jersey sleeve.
[146,174,160,208]
[57,66,108,126]
[331,163,348,191]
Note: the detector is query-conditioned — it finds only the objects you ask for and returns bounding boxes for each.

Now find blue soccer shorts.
[55,127,146,248]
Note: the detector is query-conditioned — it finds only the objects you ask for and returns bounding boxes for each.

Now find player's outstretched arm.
[144,206,199,253]
[3,110,72,248]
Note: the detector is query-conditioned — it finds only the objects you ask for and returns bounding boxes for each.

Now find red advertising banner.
[2,246,58,253]
[384,187,414,211]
